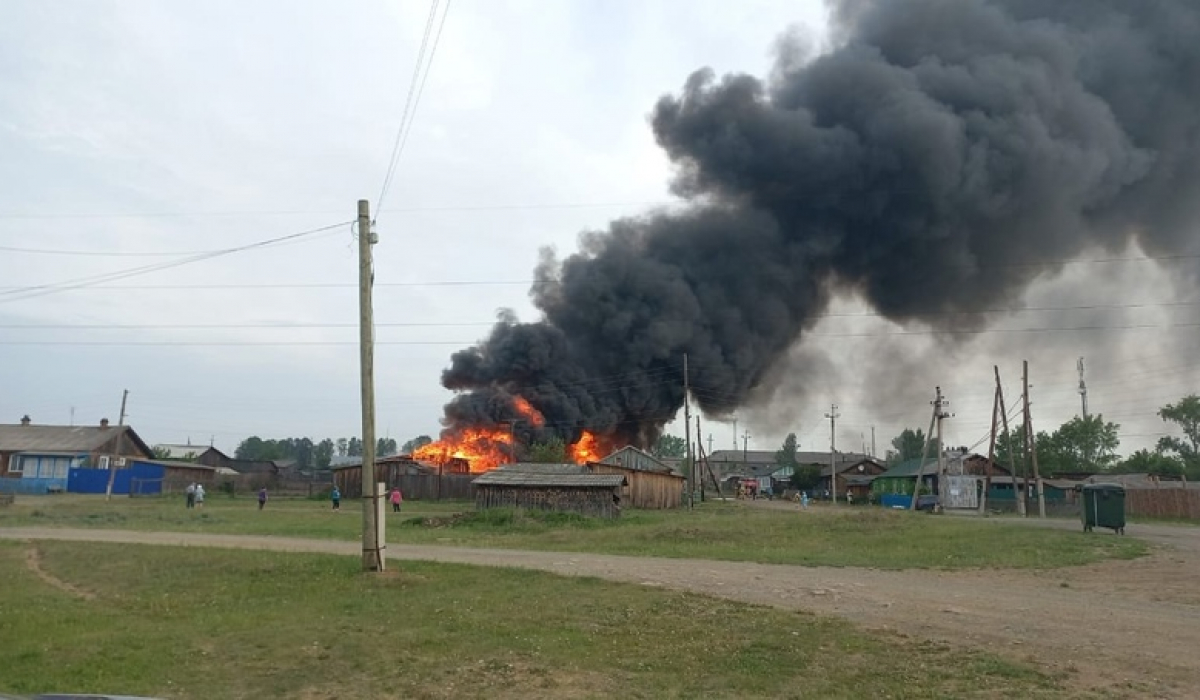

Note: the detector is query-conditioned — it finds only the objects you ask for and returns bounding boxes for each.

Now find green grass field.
[0,539,1092,699]
[0,495,1147,570]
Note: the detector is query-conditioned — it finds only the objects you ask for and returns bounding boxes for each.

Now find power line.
[0,221,351,304]
[376,0,451,214]
[0,200,674,220]
[0,321,497,330]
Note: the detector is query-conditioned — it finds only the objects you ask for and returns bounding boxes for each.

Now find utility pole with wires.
[707,433,713,456]
[358,200,384,572]
[1077,357,1089,419]
[1024,360,1046,518]
[934,388,951,507]
[683,353,693,509]
[871,425,876,460]
[741,430,751,464]
[995,370,1023,516]
[696,415,706,502]
[732,416,738,451]
[979,370,1002,515]
[105,389,129,502]
[825,404,839,503]
[909,392,940,511]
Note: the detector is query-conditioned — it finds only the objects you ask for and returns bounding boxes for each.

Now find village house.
[0,416,153,494]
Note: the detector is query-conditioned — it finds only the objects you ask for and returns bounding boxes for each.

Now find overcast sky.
[1,0,1194,458]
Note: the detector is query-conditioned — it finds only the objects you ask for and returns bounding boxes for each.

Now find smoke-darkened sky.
[437,0,1200,455]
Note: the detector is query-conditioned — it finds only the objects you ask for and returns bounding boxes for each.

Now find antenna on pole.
[1077,357,1089,419]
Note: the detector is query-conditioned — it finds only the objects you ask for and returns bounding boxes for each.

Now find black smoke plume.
[437,0,1200,450]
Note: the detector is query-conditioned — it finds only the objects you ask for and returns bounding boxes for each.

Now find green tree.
[1157,395,1200,477]
[653,434,687,458]
[527,437,568,463]
[1038,414,1120,475]
[335,438,349,457]
[887,428,938,464]
[314,438,335,470]
[774,433,799,471]
[401,435,433,454]
[347,437,363,458]
[1113,449,1184,477]
[152,446,172,460]
[377,438,398,457]
[236,436,282,461]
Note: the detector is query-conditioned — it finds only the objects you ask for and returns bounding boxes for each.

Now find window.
[7,455,22,474]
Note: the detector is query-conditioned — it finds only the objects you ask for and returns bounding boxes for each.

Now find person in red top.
[389,486,403,513]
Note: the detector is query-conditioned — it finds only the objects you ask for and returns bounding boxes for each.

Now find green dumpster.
[1080,483,1126,534]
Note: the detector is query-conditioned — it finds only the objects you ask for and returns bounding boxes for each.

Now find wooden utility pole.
[909,392,939,511]
[105,390,129,501]
[683,353,692,509]
[358,200,384,571]
[1024,360,1046,518]
[825,404,839,503]
[934,387,950,507]
[979,369,1002,515]
[696,416,705,502]
[997,369,1023,516]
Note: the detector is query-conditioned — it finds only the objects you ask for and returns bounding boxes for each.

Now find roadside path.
[3,525,1198,698]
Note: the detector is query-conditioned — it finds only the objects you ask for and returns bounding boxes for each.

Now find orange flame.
[512,396,546,428]
[413,427,514,473]
[569,430,601,464]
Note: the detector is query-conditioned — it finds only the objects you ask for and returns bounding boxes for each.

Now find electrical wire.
[376,0,451,214]
[0,220,351,304]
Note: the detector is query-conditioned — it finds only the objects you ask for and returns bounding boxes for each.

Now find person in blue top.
[331,485,341,511]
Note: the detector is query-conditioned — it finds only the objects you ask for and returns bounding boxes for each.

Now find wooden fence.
[1125,487,1200,520]
[335,471,474,501]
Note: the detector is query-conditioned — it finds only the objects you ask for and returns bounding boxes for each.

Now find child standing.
[257,487,268,510]
[389,486,403,513]
[331,485,341,511]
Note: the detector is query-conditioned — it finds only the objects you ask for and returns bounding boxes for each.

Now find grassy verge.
[0,496,1147,569]
[0,540,1091,699]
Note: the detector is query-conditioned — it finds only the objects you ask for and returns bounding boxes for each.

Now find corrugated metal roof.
[0,424,146,454]
[472,471,626,488]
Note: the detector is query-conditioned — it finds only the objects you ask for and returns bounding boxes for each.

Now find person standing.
[194,483,205,508]
[185,483,196,509]
[331,485,341,511]
[389,486,403,513]
[257,487,268,510]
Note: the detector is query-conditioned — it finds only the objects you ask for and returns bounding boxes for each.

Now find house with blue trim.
[0,415,154,494]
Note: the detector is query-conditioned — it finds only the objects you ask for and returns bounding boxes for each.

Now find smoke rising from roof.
[436,0,1200,449]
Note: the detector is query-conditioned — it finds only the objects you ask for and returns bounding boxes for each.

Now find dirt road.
[3,524,1198,698]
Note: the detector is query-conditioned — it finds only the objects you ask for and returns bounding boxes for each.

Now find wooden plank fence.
[336,471,474,501]
[1125,487,1200,520]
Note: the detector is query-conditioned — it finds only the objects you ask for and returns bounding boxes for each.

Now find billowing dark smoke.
[438,0,1200,449]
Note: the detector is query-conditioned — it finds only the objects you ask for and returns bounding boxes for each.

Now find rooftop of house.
[877,458,943,479]
[472,471,627,488]
[142,459,216,472]
[707,449,875,466]
[497,462,589,475]
[0,420,152,456]
[598,445,678,474]
[153,443,210,458]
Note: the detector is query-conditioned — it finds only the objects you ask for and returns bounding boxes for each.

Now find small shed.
[591,450,685,509]
[472,470,627,519]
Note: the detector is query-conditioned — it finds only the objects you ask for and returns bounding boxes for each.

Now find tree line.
[234,436,400,471]
[884,394,1200,479]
